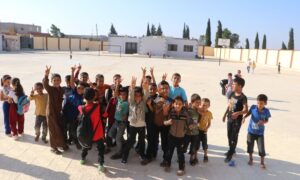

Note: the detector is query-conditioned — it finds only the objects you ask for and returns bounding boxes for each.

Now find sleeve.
[181,88,188,102]
[43,76,51,93]
[250,105,255,113]
[266,109,271,119]
[8,91,18,103]
[243,95,248,105]
[123,103,129,115]
[29,94,36,101]
[128,88,135,105]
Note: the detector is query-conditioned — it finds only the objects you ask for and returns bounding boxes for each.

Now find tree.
[262,34,267,49]
[282,42,287,50]
[110,24,118,35]
[50,24,64,37]
[182,23,187,38]
[245,38,250,49]
[146,23,151,36]
[215,20,222,47]
[156,24,163,36]
[254,32,259,49]
[205,18,212,46]
[186,25,190,39]
[288,28,294,50]
[230,33,240,48]
[151,24,156,36]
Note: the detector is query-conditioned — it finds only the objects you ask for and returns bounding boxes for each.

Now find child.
[7,78,26,140]
[0,75,12,136]
[183,94,201,166]
[79,87,106,173]
[198,98,213,162]
[108,84,129,160]
[121,77,149,164]
[225,73,233,99]
[106,74,122,102]
[223,77,248,162]
[252,61,256,73]
[43,66,68,154]
[95,74,110,104]
[166,73,188,106]
[243,94,271,169]
[29,82,48,143]
[163,96,192,176]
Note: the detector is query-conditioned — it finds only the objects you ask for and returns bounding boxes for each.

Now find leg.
[3,102,11,135]
[97,139,105,166]
[165,135,176,168]
[137,127,146,158]
[108,122,117,139]
[183,135,191,154]
[35,116,43,141]
[81,147,90,162]
[247,133,255,165]
[229,121,241,155]
[176,137,185,171]
[9,104,18,136]
[41,116,48,140]
[115,122,126,154]
[160,126,169,160]
[257,135,266,169]
[17,114,24,134]
[202,133,208,162]
[122,126,137,162]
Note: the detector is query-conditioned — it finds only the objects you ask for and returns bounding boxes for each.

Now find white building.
[108,35,198,58]
[0,34,3,51]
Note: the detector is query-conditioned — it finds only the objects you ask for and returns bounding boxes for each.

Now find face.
[76,85,85,95]
[2,79,11,87]
[237,70,241,75]
[158,84,169,97]
[146,77,151,84]
[65,79,70,87]
[149,85,157,96]
[35,85,44,94]
[192,100,201,109]
[96,77,104,87]
[228,75,232,79]
[119,91,127,101]
[52,77,62,87]
[81,75,88,83]
[257,101,266,110]
[172,75,181,86]
[232,82,241,93]
[113,76,121,85]
[134,92,143,103]
[201,101,210,111]
[173,100,184,112]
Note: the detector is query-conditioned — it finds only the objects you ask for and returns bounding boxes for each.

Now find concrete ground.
[0,51,299,180]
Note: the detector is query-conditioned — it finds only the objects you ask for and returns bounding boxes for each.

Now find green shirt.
[186,107,201,135]
[114,97,129,121]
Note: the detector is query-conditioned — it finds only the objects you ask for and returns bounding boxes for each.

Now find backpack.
[17,95,30,115]
[77,104,100,149]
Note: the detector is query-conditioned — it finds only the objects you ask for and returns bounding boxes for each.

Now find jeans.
[165,134,185,170]
[153,125,169,160]
[35,115,48,139]
[247,133,266,157]
[227,119,242,156]
[2,101,11,134]
[81,139,105,165]
[108,121,127,154]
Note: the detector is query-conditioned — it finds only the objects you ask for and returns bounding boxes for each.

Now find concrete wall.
[241,49,249,62]
[166,38,197,58]
[229,49,242,61]
[103,41,109,51]
[88,40,101,51]
[0,34,3,51]
[71,38,80,50]
[266,50,278,66]
[249,49,258,62]
[3,35,20,51]
[60,38,70,50]
[47,37,59,50]
[292,51,300,70]
[257,50,267,64]
[198,46,214,57]
[278,50,293,68]
[33,36,46,50]
[81,39,89,50]
[140,36,166,56]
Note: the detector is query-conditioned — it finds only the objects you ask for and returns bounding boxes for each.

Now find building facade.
[0,22,41,34]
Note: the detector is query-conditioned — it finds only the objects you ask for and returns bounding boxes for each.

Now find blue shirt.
[247,105,271,135]
[114,98,129,121]
[169,86,188,102]
[63,90,84,121]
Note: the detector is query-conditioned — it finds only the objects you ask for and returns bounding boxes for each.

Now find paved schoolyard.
[0,51,299,180]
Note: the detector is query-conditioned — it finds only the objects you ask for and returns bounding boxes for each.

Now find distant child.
[252,61,256,73]
[236,70,242,78]
[121,76,149,164]
[223,77,248,162]
[167,73,188,106]
[108,84,129,160]
[7,78,27,140]
[164,96,192,176]
[183,94,201,166]
[79,87,106,173]
[43,66,68,154]
[106,74,123,102]
[95,74,110,104]
[0,75,12,136]
[225,73,233,99]
[198,98,213,162]
[246,59,252,73]
[278,62,281,74]
[243,94,271,169]
[29,82,48,143]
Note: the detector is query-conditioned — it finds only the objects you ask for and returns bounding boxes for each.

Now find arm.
[146,98,154,112]
[129,77,137,105]
[0,91,8,101]
[150,67,156,84]
[162,73,167,81]
[222,106,229,122]
[74,64,81,80]
[142,78,150,102]
[70,66,76,89]
[232,103,248,120]
[29,87,35,100]
[43,66,51,92]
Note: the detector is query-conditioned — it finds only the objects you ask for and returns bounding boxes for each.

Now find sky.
[0,0,299,49]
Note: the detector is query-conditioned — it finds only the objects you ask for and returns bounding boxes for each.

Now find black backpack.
[77,104,100,149]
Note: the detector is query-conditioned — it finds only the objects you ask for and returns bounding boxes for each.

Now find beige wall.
[47,37,59,50]
[292,51,300,70]
[257,50,267,64]
[60,38,70,50]
[278,50,293,68]
[71,38,80,50]
[88,41,101,51]
[81,39,89,50]
[103,41,109,51]
[198,46,214,57]
[266,50,278,66]
[241,49,249,62]
[249,49,258,62]
[229,49,242,61]
[33,37,46,50]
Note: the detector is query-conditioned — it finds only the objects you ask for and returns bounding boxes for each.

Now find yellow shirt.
[29,94,48,116]
[198,110,213,132]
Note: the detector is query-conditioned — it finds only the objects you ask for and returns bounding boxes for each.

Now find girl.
[8,78,25,140]
[0,75,12,136]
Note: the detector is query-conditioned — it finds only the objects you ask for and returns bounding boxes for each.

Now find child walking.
[243,94,271,169]
[0,75,12,136]
[29,82,48,143]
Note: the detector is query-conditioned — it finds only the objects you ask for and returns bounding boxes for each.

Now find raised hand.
[162,73,167,81]
[45,65,51,76]
[77,63,82,70]
[141,67,147,76]
[142,78,149,90]
[131,76,137,88]
[71,65,76,73]
[30,87,35,96]
[150,67,154,75]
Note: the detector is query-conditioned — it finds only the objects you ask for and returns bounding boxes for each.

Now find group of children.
[0,65,271,175]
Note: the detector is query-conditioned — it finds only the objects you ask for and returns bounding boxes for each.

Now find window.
[168,44,177,51]
[184,45,193,52]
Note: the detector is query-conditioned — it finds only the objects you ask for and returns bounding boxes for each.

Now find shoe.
[76,143,82,150]
[19,133,24,137]
[190,159,196,166]
[51,148,62,155]
[13,135,18,141]
[42,138,48,144]
[141,158,149,166]
[203,156,209,163]
[98,165,106,173]
[80,159,86,165]
[160,160,168,167]
[111,153,122,160]
[176,169,185,176]
[63,145,69,151]
[35,135,40,142]
[6,133,12,137]
[164,166,171,172]
[121,159,127,164]
[224,155,232,163]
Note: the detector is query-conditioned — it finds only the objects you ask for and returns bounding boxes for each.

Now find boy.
[79,87,106,173]
[183,94,201,166]
[121,77,149,164]
[165,73,188,106]
[108,84,129,160]
[106,74,123,102]
[29,82,48,143]
[243,94,271,169]
[147,80,173,166]
[225,73,233,99]
[223,77,248,162]
[164,96,192,176]
[198,98,213,162]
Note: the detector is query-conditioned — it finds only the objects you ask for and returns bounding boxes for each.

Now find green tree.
[151,24,156,36]
[50,24,64,37]
[245,38,250,49]
[146,23,151,36]
[282,42,287,50]
[254,32,259,49]
[205,18,212,46]
[230,33,240,48]
[215,20,222,47]
[186,25,190,39]
[156,24,163,36]
[182,23,187,38]
[110,24,118,35]
[288,28,294,50]
[262,34,267,49]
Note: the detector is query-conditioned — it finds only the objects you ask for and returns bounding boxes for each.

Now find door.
[125,42,137,54]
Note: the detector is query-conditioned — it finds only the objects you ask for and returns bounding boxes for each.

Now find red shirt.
[78,103,104,141]
[106,97,118,125]
[97,84,110,100]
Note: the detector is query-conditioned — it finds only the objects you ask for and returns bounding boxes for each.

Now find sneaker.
[176,169,185,176]
[80,159,86,165]
[42,138,48,144]
[76,143,82,150]
[35,135,40,142]
[111,153,122,160]
[160,160,168,167]
[164,166,171,172]
[13,135,18,141]
[121,159,127,164]
[51,148,62,155]
[98,165,106,173]
[203,156,209,163]
[6,133,12,137]
[224,155,232,163]
[141,158,150,166]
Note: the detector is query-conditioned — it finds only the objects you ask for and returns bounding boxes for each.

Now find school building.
[108,35,199,58]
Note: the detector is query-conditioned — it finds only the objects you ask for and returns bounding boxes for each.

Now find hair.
[12,78,25,97]
[174,96,184,103]
[1,74,12,86]
[233,77,245,88]
[80,72,89,77]
[113,74,121,79]
[257,94,268,103]
[172,73,181,79]
[119,87,127,93]
[51,73,61,80]
[83,87,95,101]
[191,93,201,103]
[34,82,44,89]
[95,74,104,80]
[228,73,232,76]
[78,82,90,88]
[145,75,152,80]
[65,75,71,81]
[202,98,211,105]
[134,87,143,96]
[150,83,157,88]
[158,80,169,87]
